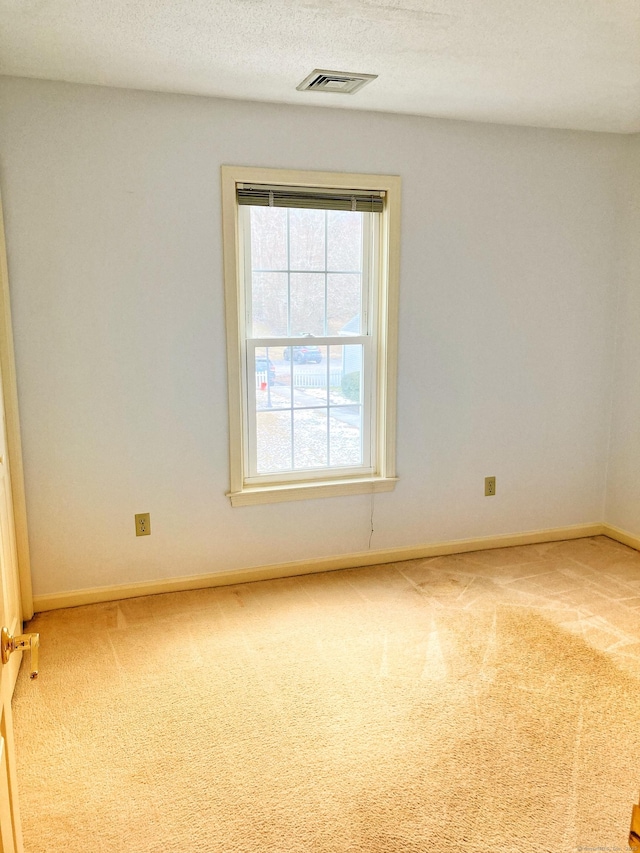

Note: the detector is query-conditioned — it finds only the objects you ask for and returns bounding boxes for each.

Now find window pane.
[326,345,346,407]
[293,409,328,469]
[328,345,363,467]
[327,274,362,336]
[289,208,325,271]
[256,411,292,473]
[287,344,327,408]
[250,206,287,270]
[290,274,325,336]
[331,344,363,406]
[329,409,362,467]
[251,272,288,337]
[254,347,280,412]
[327,210,362,272]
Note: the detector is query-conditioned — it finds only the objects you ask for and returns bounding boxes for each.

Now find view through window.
[247,204,373,478]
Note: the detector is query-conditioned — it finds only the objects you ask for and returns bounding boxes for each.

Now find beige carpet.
[13,536,640,851]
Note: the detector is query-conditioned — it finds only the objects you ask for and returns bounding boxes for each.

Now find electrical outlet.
[135,513,151,536]
[484,477,496,497]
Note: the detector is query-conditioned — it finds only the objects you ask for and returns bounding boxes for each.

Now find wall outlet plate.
[135,513,151,536]
[485,476,496,497]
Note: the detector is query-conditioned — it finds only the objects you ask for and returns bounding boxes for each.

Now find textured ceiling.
[1,0,639,132]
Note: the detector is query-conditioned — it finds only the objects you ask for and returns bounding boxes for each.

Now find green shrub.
[341,371,360,402]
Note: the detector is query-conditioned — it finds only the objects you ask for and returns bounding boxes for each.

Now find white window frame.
[221,165,400,506]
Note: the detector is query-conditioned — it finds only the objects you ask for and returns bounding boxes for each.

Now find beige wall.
[605,135,640,534]
[0,77,627,596]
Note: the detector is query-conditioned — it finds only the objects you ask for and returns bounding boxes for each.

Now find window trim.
[221,165,401,506]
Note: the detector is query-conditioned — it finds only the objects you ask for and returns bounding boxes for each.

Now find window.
[221,166,400,506]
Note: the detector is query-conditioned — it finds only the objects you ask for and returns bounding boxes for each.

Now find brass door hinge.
[1,627,39,679]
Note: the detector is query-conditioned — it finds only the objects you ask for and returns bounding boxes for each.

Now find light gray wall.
[605,136,640,533]
[0,77,625,596]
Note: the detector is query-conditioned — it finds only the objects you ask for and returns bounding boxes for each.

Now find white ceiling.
[1,0,639,133]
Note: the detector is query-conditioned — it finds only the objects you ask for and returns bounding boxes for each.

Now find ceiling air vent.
[296,69,377,95]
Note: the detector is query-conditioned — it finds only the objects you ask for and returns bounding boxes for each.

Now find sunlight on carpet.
[12,538,640,851]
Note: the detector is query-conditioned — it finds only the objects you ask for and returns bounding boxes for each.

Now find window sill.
[227,476,398,507]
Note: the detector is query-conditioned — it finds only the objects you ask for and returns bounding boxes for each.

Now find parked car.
[255,357,276,384]
[283,344,322,364]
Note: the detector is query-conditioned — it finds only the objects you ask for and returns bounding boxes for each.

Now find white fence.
[255,371,271,390]
[294,370,343,389]
[256,370,343,390]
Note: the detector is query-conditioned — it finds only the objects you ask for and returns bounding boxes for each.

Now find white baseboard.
[32,522,608,612]
[601,523,640,552]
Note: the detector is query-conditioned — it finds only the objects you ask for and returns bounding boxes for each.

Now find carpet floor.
[12,535,640,851]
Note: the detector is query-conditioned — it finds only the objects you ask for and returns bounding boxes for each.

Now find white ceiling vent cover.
[296,69,377,95]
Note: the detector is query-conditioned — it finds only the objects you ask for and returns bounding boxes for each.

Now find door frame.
[0,192,33,622]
